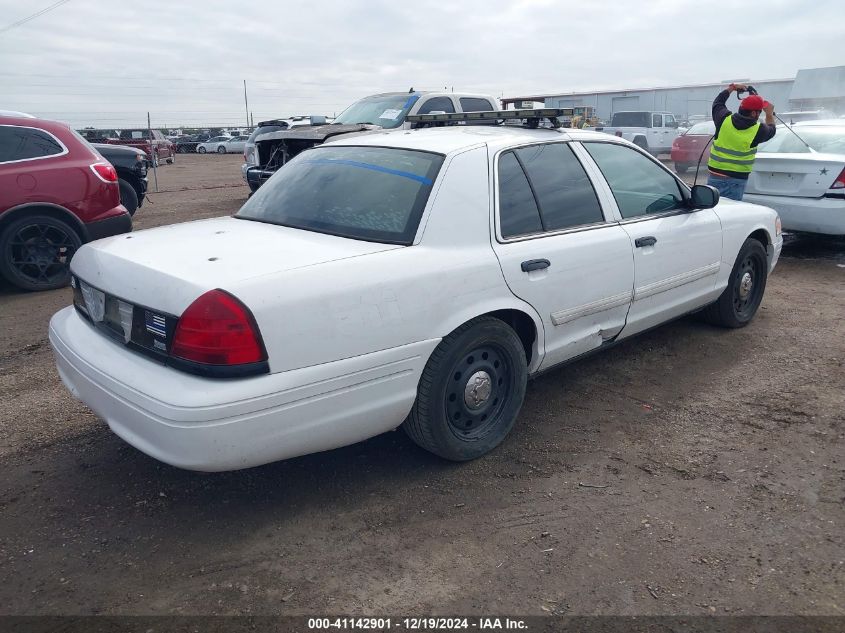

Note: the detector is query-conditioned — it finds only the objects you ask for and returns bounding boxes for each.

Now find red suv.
[0,113,131,291]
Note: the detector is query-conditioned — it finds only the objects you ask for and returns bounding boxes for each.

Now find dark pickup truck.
[93,144,148,215]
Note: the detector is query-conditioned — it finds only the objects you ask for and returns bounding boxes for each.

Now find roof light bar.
[406,108,574,124]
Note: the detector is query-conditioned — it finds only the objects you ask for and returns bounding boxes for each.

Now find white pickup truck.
[597,111,681,156]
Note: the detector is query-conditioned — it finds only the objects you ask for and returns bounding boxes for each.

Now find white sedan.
[50,124,783,471]
[196,136,248,154]
[744,121,845,236]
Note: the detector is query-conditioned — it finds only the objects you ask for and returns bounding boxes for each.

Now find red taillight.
[172,290,266,366]
[90,162,117,183]
[831,166,845,190]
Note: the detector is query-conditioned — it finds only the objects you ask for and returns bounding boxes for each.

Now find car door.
[650,113,663,151]
[581,141,723,337]
[490,141,634,370]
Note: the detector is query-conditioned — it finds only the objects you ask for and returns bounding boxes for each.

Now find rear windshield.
[333,94,420,129]
[119,129,150,140]
[610,112,651,127]
[248,124,286,142]
[236,145,444,244]
[758,127,845,154]
[686,121,716,135]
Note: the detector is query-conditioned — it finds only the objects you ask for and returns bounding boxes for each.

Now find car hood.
[256,123,376,143]
[92,143,146,158]
[70,216,403,315]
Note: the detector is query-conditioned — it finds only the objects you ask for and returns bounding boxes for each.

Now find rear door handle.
[635,236,657,248]
[521,259,550,272]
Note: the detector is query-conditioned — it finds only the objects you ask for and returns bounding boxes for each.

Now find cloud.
[0,0,841,126]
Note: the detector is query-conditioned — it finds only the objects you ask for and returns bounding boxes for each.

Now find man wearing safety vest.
[707,83,777,200]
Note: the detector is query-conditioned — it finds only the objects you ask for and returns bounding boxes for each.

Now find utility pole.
[147,112,158,192]
[250,112,254,127]
[243,80,250,129]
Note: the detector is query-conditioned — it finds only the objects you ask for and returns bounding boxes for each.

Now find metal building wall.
[545,80,794,122]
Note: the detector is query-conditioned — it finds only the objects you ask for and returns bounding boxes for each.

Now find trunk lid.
[746,153,845,198]
[70,216,403,315]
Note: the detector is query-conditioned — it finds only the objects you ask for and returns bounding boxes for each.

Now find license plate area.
[72,275,176,359]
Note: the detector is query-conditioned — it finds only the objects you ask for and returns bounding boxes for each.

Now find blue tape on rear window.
[403,95,420,109]
[302,158,433,185]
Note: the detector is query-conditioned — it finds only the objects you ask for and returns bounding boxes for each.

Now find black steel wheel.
[703,238,768,328]
[404,316,528,461]
[0,215,82,291]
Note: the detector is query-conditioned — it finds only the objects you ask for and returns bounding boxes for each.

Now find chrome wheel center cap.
[464,371,492,409]
[739,272,753,300]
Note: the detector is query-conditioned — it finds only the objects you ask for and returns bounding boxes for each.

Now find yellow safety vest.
[708,116,760,174]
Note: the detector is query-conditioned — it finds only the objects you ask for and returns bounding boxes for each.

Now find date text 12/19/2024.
[308,618,529,630]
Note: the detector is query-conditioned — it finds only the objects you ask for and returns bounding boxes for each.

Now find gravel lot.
[1,154,843,616]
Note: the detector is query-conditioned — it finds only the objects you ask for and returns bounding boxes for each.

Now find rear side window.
[497,151,543,238]
[459,97,495,112]
[237,146,444,244]
[514,143,604,231]
[0,126,64,163]
[418,97,456,114]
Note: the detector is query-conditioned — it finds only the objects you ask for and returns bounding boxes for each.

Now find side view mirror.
[689,184,720,210]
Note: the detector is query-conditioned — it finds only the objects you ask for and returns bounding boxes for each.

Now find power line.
[0,0,72,36]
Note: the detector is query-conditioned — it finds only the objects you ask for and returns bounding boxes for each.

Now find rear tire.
[674,162,689,174]
[703,238,768,328]
[403,316,528,461]
[0,215,82,291]
[217,145,227,154]
[118,179,139,215]
[633,137,649,153]
[197,146,207,154]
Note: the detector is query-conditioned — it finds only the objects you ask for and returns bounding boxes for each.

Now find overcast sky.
[0,0,842,128]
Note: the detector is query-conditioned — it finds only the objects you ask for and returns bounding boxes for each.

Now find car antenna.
[408,87,414,94]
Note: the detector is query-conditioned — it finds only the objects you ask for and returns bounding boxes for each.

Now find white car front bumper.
[49,307,435,471]
[743,193,845,236]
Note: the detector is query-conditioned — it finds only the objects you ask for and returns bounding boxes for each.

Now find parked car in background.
[776,111,832,125]
[92,143,148,215]
[195,135,232,154]
[219,136,249,154]
[103,129,175,165]
[671,120,716,174]
[172,135,200,153]
[0,113,131,291]
[246,90,498,191]
[596,111,682,156]
[78,128,120,143]
[243,120,290,191]
[743,122,845,236]
[49,120,781,471]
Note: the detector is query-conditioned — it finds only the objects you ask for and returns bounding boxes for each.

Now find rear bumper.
[743,193,845,236]
[49,306,434,471]
[83,208,132,242]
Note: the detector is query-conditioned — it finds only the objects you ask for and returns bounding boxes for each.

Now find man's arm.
[753,103,777,145]
[713,83,742,129]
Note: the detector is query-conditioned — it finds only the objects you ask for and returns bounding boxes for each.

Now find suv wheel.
[0,215,82,291]
[118,179,139,215]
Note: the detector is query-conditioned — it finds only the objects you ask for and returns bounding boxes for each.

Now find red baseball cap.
[740,95,770,111]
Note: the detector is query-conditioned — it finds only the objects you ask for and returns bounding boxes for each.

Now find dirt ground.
[0,154,843,616]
